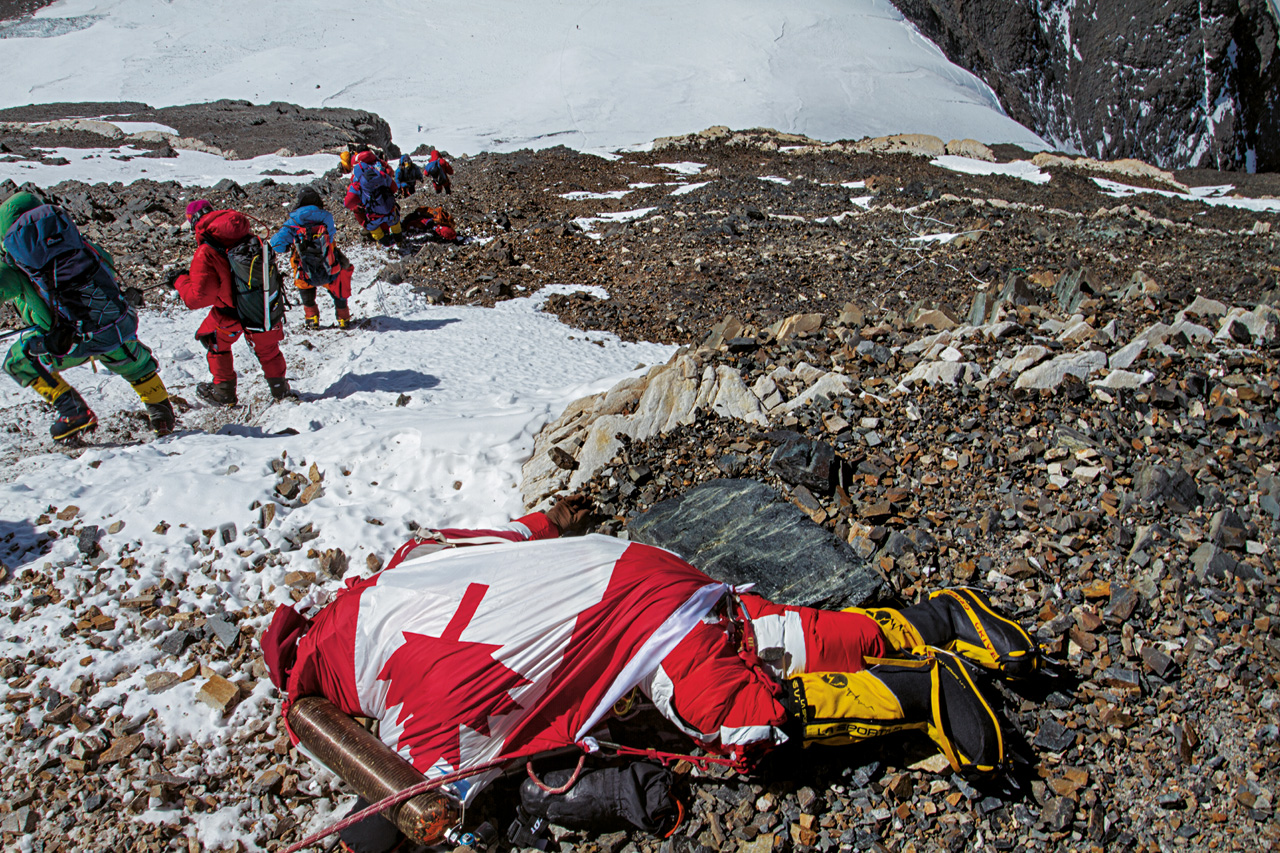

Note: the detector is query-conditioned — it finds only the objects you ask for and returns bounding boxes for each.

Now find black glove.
[161,267,186,289]
[43,322,77,358]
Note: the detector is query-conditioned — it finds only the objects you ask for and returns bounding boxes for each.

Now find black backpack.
[293,224,336,286]
[2,203,130,354]
[221,235,285,332]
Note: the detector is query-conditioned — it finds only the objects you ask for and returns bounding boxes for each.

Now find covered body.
[265,514,887,804]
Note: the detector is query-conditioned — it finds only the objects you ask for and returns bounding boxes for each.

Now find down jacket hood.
[0,192,43,239]
[194,209,252,248]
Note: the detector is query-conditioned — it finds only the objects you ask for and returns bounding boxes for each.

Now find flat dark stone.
[1141,646,1177,678]
[1033,719,1077,753]
[1040,796,1074,832]
[204,614,239,650]
[768,438,836,494]
[77,525,100,556]
[1104,586,1141,622]
[629,478,886,609]
[157,629,193,657]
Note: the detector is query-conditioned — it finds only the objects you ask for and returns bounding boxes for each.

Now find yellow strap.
[939,589,999,662]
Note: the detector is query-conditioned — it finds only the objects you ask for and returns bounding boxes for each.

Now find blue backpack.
[2,204,130,355]
[354,161,399,221]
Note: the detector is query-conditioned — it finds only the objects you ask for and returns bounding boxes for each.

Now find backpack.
[219,235,285,333]
[425,206,455,230]
[292,224,336,286]
[2,203,129,353]
[354,161,398,219]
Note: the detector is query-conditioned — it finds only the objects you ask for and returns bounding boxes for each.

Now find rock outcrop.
[889,0,1280,172]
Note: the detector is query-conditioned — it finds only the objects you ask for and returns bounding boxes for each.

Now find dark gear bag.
[2,203,130,356]
[220,235,285,333]
[354,162,399,220]
[292,224,336,287]
[519,762,680,835]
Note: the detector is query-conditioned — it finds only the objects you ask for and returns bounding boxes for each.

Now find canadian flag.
[288,534,727,802]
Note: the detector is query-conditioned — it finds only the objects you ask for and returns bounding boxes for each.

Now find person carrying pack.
[394,154,422,197]
[269,185,356,329]
[169,200,292,406]
[425,149,454,195]
[0,191,175,443]
[343,150,402,245]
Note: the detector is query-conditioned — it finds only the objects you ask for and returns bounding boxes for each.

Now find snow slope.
[0,242,673,848]
[1,0,1049,156]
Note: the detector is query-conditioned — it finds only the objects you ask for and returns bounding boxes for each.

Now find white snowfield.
[0,247,675,847]
[1,0,1050,157]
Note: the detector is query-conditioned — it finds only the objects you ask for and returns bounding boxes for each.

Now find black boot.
[266,377,296,401]
[901,588,1039,679]
[197,379,237,406]
[51,391,97,443]
[787,651,1005,775]
[146,398,176,436]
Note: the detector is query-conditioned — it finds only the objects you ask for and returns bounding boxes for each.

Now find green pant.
[4,330,159,388]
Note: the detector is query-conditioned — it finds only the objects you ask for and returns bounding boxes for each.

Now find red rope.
[526,752,587,794]
[282,741,741,851]
[596,741,746,774]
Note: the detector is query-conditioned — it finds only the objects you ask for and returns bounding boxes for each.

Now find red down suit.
[175,209,286,384]
[261,513,886,803]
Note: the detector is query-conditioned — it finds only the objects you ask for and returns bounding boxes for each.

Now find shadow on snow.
[319,369,440,400]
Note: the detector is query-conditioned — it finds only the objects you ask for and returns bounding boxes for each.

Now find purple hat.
[185,199,212,224]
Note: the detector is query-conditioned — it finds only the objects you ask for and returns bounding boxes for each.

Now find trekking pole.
[0,325,36,343]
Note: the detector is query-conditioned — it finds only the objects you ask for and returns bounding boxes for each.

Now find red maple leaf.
[376,583,531,773]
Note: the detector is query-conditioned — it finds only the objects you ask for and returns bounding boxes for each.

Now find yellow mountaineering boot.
[854,606,929,654]
[900,588,1040,679]
[785,651,1005,775]
[130,372,175,436]
[33,375,97,443]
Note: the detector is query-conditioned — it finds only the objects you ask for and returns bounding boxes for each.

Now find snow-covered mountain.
[0,0,1049,156]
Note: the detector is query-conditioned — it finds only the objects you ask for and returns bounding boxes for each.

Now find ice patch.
[571,206,658,239]
[0,146,335,188]
[671,181,712,196]
[1093,177,1280,212]
[656,162,707,175]
[931,155,1051,185]
[560,189,633,201]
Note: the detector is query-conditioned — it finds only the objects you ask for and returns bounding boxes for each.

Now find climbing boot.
[267,377,297,401]
[369,226,386,242]
[303,305,321,329]
[900,588,1040,679]
[786,650,1005,775]
[130,372,175,436]
[34,375,98,443]
[197,379,237,407]
[856,607,928,655]
[336,307,352,329]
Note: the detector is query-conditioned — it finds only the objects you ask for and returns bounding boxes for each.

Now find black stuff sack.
[519,762,680,835]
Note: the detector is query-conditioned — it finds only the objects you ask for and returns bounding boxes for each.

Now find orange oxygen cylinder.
[286,695,457,843]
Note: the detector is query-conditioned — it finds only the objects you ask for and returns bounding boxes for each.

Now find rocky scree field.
[0,119,1278,853]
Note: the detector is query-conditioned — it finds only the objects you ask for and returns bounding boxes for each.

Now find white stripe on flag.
[574,582,728,740]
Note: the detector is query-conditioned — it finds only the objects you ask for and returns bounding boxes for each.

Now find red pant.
[197,310,286,383]
[740,593,886,675]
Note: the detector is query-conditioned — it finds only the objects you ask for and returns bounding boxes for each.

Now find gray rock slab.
[1014,351,1107,390]
[629,478,887,609]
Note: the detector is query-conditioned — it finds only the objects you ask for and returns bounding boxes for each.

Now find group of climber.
[339,144,454,245]
[2,139,464,444]
[0,179,362,442]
